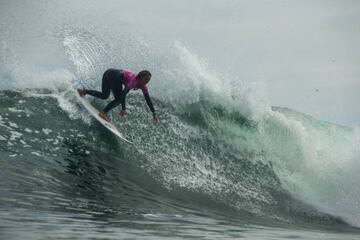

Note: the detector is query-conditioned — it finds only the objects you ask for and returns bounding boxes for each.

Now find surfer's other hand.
[119,110,126,118]
[153,113,159,124]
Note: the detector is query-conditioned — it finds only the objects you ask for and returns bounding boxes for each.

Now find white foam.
[9,130,22,141]
[153,42,270,121]
[31,152,42,157]
[41,128,52,135]
[8,107,23,113]
[24,128,33,133]
[10,67,75,91]
[8,122,18,128]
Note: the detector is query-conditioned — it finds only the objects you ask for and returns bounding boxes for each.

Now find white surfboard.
[75,90,133,144]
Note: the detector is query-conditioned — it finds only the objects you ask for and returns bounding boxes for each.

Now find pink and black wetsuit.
[84,68,155,114]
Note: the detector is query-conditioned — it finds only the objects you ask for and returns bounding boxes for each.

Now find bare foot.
[77,89,86,97]
[98,112,110,122]
[119,110,126,118]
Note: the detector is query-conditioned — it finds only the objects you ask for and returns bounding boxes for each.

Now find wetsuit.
[85,68,155,114]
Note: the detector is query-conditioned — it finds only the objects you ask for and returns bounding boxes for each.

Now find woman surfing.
[78,69,159,123]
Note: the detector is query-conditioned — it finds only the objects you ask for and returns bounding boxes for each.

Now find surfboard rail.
[75,90,133,144]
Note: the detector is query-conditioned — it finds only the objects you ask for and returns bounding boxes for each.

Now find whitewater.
[1,1,360,239]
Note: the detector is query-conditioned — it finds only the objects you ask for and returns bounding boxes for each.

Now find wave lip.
[264,107,360,227]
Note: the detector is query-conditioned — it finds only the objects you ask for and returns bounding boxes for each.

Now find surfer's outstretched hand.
[153,113,160,124]
[119,110,126,118]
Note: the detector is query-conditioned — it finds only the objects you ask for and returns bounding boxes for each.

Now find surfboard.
[75,90,133,144]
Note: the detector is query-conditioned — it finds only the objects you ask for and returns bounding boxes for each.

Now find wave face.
[1,1,360,239]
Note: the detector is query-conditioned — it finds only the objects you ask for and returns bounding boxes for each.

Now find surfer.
[78,69,159,123]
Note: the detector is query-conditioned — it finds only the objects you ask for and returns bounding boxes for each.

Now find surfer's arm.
[144,92,159,123]
[143,92,155,114]
[141,85,155,115]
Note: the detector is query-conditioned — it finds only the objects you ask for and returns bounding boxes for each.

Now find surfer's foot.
[77,89,86,97]
[99,111,110,122]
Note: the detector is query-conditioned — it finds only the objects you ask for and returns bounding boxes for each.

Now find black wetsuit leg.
[85,69,112,99]
[102,70,124,113]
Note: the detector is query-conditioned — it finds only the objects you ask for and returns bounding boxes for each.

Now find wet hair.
[136,70,152,80]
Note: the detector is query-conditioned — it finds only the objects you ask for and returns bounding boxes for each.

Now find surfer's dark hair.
[137,70,152,79]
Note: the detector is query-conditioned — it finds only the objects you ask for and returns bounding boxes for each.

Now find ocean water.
[1,1,360,239]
